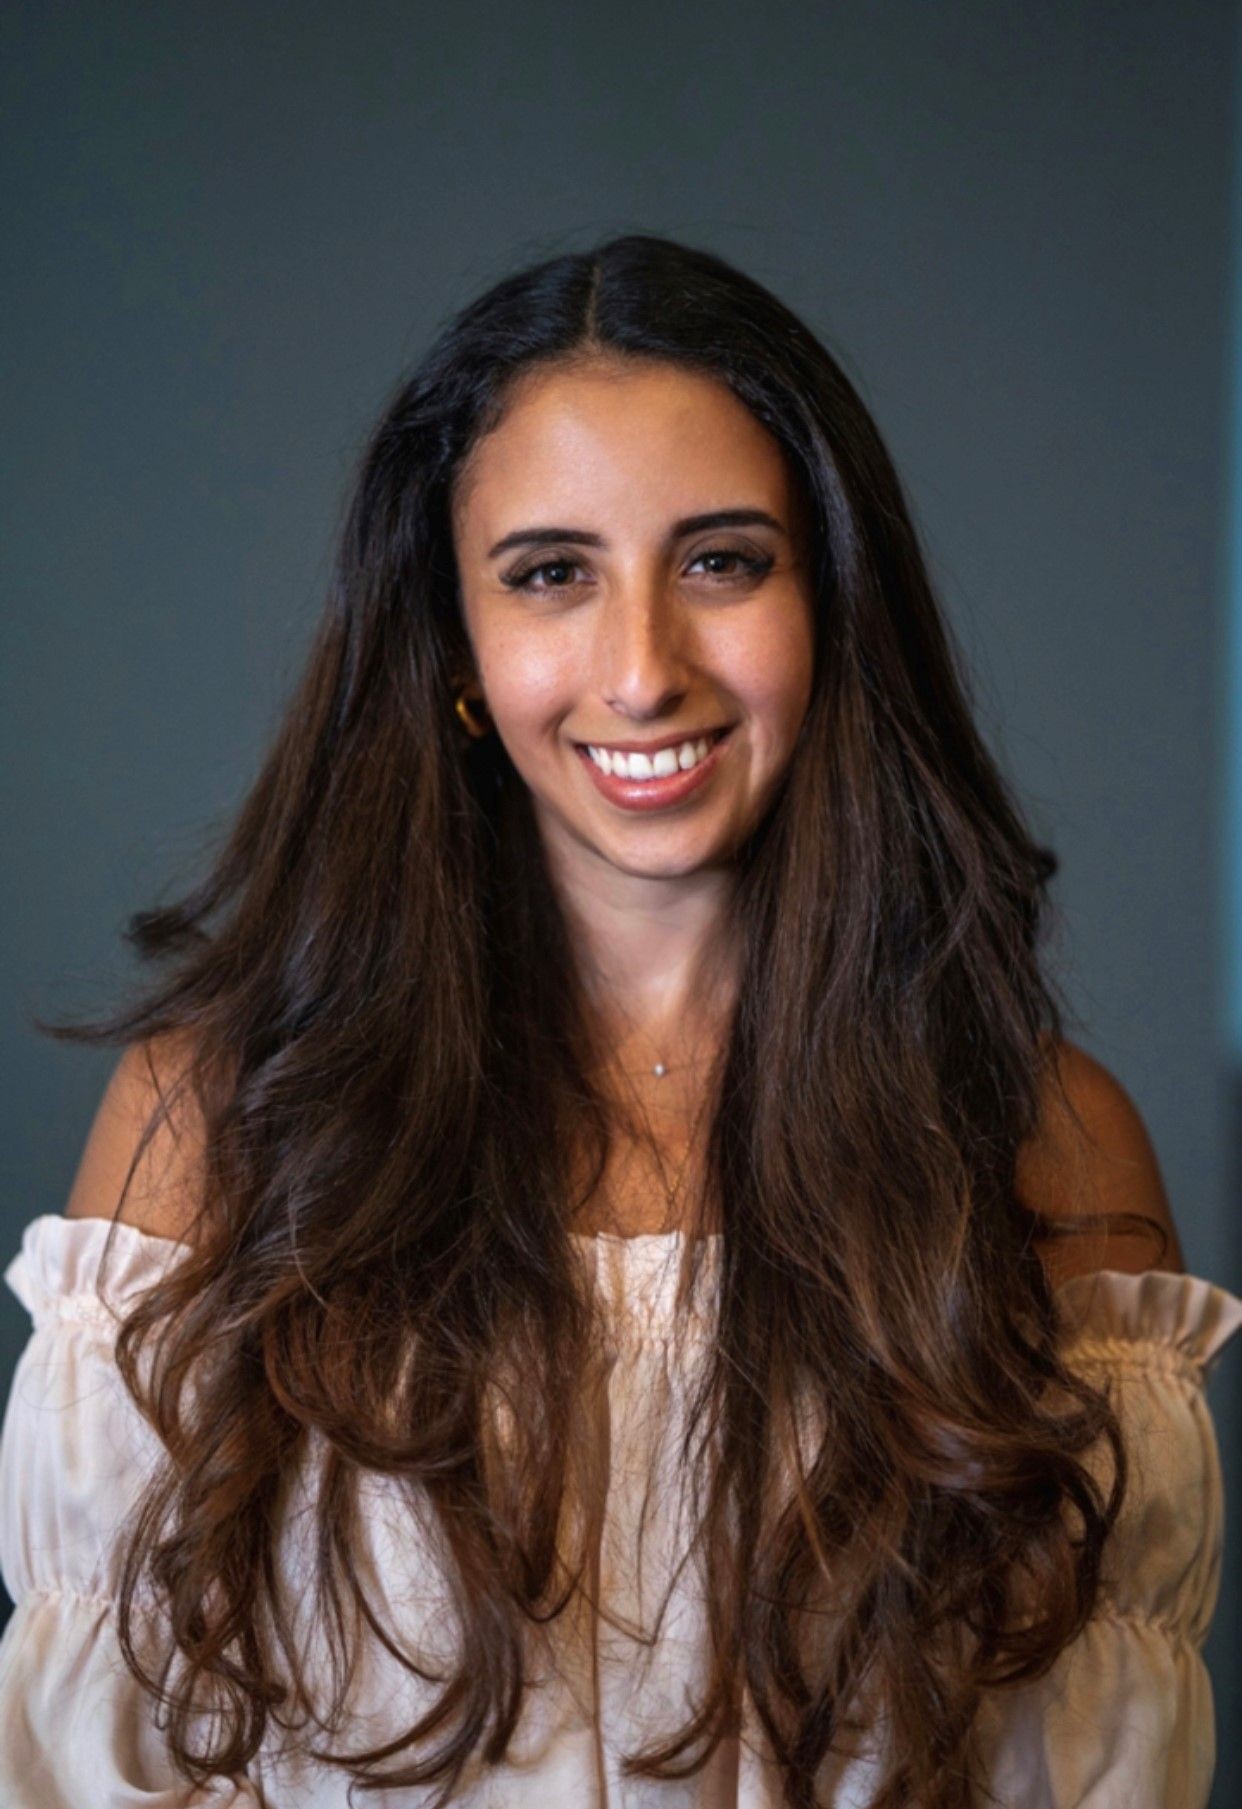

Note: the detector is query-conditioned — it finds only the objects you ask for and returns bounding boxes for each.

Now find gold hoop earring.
[454,686,492,738]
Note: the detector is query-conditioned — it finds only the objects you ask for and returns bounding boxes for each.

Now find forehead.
[451,358,794,540]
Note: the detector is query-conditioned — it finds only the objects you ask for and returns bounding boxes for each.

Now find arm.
[64,1031,207,1243]
[1016,1037,1185,1287]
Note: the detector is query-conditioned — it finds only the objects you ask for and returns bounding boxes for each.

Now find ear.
[1017,1038,1185,1286]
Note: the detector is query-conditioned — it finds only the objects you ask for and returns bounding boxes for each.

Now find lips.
[573,725,734,813]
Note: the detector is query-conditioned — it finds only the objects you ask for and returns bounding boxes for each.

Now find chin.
[598,836,727,878]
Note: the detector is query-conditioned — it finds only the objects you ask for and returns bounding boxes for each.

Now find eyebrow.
[485,508,787,561]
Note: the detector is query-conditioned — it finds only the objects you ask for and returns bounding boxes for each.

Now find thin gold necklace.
[609,1059,712,1230]
[593,986,709,1082]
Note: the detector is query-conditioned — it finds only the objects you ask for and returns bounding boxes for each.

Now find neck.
[543,833,738,1057]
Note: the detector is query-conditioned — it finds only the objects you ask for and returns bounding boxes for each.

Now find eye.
[502,556,584,593]
[687,547,774,582]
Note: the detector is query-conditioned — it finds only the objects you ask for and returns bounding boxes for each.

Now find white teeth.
[586,733,720,780]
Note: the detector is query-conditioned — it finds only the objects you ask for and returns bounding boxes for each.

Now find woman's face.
[450,356,816,884]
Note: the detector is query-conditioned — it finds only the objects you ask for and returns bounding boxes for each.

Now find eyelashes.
[501,547,775,595]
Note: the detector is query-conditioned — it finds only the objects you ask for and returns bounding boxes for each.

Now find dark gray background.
[3,2,1238,1798]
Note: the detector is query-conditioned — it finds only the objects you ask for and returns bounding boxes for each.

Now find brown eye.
[503,557,584,593]
[689,548,774,582]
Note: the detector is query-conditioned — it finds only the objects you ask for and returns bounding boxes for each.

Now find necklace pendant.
[652,1061,667,1078]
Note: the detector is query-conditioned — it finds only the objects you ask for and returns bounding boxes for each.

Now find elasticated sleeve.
[0,1213,257,1807]
[972,1267,1242,1807]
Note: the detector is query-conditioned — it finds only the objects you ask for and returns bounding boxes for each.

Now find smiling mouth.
[574,725,732,780]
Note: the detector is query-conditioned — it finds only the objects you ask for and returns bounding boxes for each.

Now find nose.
[594,575,692,722]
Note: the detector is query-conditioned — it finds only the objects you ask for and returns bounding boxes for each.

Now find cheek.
[476,624,574,743]
[718,604,814,749]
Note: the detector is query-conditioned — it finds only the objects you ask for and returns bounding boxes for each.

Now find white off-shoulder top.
[0,1214,1238,1807]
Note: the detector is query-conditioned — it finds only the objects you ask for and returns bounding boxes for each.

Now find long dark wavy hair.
[38,233,1148,1808]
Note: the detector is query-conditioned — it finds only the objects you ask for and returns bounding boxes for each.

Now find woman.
[0,233,1236,1809]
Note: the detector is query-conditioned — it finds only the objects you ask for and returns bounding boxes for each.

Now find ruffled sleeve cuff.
[4,1211,189,1334]
[1055,1265,1242,1371]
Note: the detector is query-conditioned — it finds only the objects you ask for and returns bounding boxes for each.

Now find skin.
[450,354,816,1080]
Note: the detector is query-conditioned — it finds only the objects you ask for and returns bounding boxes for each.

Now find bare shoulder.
[63,1030,208,1244]
[1016,1037,1185,1286]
